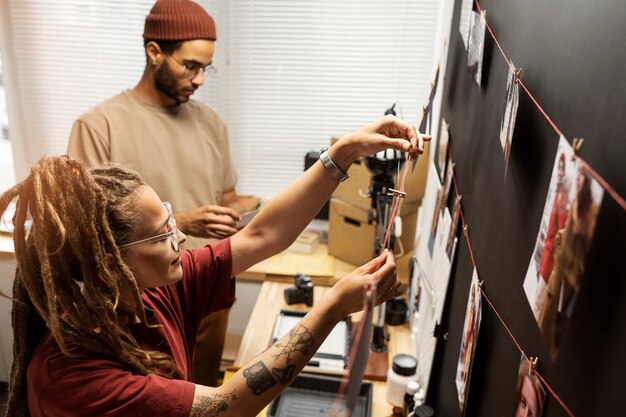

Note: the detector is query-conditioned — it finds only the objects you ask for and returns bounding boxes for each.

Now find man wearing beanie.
[68,0,259,387]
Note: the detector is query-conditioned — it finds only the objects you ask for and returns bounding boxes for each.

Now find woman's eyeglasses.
[119,202,179,251]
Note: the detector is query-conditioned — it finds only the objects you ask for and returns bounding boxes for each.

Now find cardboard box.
[328,197,420,266]
[328,197,376,266]
[332,158,372,211]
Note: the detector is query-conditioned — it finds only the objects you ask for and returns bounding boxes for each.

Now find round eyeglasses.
[167,54,217,80]
[119,202,179,251]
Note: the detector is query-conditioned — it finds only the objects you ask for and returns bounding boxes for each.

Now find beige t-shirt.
[67,89,238,249]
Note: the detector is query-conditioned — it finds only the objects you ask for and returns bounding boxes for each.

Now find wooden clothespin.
[572,137,584,160]
[478,280,484,288]
[481,9,487,20]
[514,67,522,84]
[463,224,469,237]
[528,356,539,376]
[387,188,407,199]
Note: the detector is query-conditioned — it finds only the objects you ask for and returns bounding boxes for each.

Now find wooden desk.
[237,243,412,289]
[233,281,413,417]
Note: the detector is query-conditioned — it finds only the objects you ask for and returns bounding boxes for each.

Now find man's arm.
[174,205,240,239]
[220,191,260,214]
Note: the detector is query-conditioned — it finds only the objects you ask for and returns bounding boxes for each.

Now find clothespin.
[528,356,539,376]
[463,224,469,237]
[514,67,522,84]
[478,280,484,288]
[481,9,486,20]
[572,137,584,160]
[388,188,407,199]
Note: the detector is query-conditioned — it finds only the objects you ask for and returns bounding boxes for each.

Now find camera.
[284,273,314,307]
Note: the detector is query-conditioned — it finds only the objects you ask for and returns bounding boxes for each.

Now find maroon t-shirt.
[27,239,235,417]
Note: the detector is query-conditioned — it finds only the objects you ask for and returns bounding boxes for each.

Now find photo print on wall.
[523,136,604,358]
[467,10,486,86]
[512,355,546,417]
[499,64,520,179]
[455,268,482,415]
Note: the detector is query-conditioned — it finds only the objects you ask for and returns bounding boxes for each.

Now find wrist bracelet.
[319,147,349,183]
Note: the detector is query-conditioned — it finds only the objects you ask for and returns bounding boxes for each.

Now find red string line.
[473,0,564,138]
[516,80,564,138]
[580,159,626,212]
[473,0,626,212]
[477,286,524,356]
[533,370,576,417]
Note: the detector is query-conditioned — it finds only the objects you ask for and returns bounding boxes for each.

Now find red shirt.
[27,239,235,417]
[539,190,569,281]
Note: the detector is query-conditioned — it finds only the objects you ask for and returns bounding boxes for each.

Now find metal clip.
[572,137,584,160]
[387,188,407,199]
[528,356,539,376]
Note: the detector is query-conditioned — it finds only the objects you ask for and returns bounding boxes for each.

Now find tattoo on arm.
[242,325,315,395]
[190,391,237,417]
[243,361,277,395]
[272,324,314,361]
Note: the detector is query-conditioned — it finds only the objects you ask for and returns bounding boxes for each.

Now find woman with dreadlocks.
[1,116,428,417]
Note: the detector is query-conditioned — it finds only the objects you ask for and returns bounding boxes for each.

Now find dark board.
[427,1,626,416]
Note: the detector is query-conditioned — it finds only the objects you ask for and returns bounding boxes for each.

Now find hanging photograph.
[512,355,546,417]
[447,195,462,260]
[427,192,442,257]
[455,269,482,415]
[499,64,519,178]
[441,156,455,216]
[467,10,486,86]
[436,118,450,182]
[523,137,604,358]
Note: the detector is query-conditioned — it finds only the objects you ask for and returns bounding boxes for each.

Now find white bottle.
[386,354,418,407]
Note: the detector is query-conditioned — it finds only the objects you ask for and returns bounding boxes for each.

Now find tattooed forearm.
[190,391,237,417]
[272,363,296,384]
[243,361,277,395]
[243,324,315,396]
[272,324,314,361]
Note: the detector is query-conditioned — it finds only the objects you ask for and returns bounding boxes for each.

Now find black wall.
[428,1,626,416]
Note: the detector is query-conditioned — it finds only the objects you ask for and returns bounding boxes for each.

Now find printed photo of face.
[512,356,546,417]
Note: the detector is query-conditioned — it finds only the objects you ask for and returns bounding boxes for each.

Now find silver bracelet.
[319,147,349,183]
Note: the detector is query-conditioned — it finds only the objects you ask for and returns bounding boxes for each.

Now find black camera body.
[284,273,314,307]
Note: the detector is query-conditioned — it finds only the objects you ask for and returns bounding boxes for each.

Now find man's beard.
[154,64,183,106]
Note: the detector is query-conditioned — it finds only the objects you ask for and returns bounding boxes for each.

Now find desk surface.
[233,281,413,417]
[237,243,412,288]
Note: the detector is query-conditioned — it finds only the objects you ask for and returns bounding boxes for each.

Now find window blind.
[4,0,438,198]
[219,0,439,197]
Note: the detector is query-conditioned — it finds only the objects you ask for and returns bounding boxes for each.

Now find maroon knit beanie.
[143,0,217,41]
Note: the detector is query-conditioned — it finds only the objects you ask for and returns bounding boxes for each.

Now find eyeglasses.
[167,54,217,80]
[119,202,179,251]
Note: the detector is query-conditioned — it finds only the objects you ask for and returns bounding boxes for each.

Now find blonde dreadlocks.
[0,156,183,417]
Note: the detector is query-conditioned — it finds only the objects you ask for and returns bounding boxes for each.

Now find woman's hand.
[326,249,401,319]
[331,115,431,172]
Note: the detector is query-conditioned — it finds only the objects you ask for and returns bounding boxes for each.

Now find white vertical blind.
[2,0,439,197]
[224,0,439,197]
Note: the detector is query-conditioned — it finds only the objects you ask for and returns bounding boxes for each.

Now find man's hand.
[174,205,241,239]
